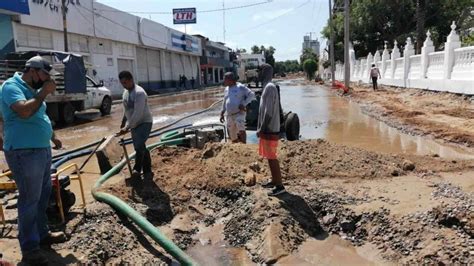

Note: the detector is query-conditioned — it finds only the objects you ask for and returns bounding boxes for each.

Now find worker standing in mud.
[257,64,286,196]
[0,56,66,265]
[118,71,154,179]
[369,64,381,91]
[220,72,255,143]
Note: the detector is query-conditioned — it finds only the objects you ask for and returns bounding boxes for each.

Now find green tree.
[274,60,302,74]
[251,45,261,54]
[250,45,276,68]
[322,60,331,69]
[303,59,317,80]
[321,0,473,62]
[264,46,276,67]
[274,61,286,74]
[236,48,247,53]
[300,48,319,67]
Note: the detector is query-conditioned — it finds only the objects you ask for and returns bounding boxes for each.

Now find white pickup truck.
[0,51,112,125]
[45,73,112,124]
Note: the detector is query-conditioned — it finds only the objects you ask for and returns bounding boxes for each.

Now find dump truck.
[0,50,112,125]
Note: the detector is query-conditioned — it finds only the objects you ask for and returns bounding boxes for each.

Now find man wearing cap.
[220,72,255,143]
[0,56,65,264]
[258,63,286,196]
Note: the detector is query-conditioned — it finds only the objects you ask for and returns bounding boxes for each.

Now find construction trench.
[0,79,473,265]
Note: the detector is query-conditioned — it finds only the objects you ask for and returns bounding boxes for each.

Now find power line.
[79,5,170,47]
[94,0,273,15]
[232,0,311,35]
[74,5,108,38]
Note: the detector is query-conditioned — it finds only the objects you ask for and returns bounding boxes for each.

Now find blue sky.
[96,0,329,61]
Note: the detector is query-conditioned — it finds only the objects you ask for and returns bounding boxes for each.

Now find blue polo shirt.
[0,73,52,150]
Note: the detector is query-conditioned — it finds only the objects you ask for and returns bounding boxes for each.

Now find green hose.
[92,138,198,266]
[160,130,181,142]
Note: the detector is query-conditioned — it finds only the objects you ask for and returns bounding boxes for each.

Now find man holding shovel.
[117,71,154,179]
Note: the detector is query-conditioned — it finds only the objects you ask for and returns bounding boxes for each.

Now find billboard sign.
[173,8,196,24]
[171,33,199,52]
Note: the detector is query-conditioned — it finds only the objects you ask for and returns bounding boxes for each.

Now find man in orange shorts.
[257,64,286,196]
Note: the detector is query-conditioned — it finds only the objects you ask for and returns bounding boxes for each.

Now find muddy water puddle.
[279,84,473,159]
[187,222,387,266]
[187,223,254,266]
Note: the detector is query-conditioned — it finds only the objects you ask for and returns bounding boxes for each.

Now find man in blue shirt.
[0,56,64,265]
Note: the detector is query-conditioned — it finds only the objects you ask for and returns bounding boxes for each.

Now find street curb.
[112,85,222,105]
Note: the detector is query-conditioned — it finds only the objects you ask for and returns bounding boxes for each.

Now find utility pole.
[223,0,226,43]
[61,0,69,52]
[328,0,335,86]
[343,0,350,89]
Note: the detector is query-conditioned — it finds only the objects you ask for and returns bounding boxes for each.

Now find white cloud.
[265,29,276,35]
[275,47,301,61]
[252,8,294,22]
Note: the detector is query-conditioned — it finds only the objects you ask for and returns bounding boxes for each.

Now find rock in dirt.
[255,223,289,264]
[322,214,337,225]
[402,160,416,171]
[249,162,261,173]
[244,173,256,187]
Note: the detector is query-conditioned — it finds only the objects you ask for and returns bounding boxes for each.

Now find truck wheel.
[285,112,300,141]
[100,96,112,116]
[59,102,75,125]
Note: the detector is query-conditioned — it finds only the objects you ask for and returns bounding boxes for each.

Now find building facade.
[194,35,232,86]
[302,35,320,57]
[0,0,202,97]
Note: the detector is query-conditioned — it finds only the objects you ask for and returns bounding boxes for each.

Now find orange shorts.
[258,134,279,160]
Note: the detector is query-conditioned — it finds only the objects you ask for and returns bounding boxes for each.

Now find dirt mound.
[58,203,172,264]
[90,141,472,264]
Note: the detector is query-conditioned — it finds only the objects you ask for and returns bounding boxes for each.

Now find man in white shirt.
[220,72,255,143]
[369,64,381,91]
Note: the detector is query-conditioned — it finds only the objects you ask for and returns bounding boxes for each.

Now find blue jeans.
[4,148,52,253]
[131,122,152,174]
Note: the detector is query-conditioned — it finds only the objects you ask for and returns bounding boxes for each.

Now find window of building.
[118,43,134,57]
[68,34,89,53]
[16,25,53,49]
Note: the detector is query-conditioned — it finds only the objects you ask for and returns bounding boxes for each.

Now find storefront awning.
[0,0,30,15]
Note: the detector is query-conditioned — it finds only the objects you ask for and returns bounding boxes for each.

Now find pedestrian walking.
[182,75,188,90]
[220,72,255,143]
[369,64,381,91]
[257,64,286,196]
[178,74,183,89]
[190,76,195,89]
[0,56,66,264]
[118,71,154,179]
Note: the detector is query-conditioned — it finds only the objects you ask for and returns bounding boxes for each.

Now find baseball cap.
[224,72,238,81]
[25,56,59,76]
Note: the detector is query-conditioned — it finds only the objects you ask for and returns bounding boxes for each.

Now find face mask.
[31,79,45,90]
[31,70,45,90]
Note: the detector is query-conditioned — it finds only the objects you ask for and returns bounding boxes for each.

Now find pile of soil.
[59,140,473,264]
[348,84,474,147]
[57,203,173,264]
